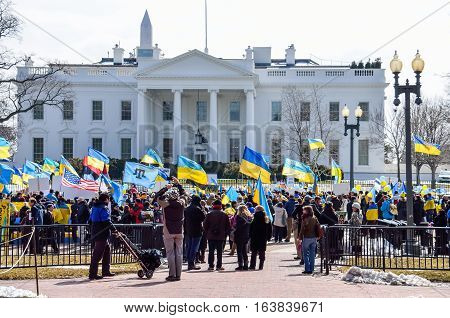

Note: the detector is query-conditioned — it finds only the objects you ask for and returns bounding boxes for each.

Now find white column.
[245,89,256,150]
[136,89,147,158]
[172,89,182,163]
[209,89,218,161]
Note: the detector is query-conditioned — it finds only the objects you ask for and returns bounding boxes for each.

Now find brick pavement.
[1,242,449,298]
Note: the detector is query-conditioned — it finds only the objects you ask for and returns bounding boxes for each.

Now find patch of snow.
[341,266,433,287]
[0,286,46,298]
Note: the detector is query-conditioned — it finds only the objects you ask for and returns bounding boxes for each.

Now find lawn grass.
[0,263,141,280]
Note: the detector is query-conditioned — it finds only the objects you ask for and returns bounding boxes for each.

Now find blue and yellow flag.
[0,138,11,160]
[123,162,159,188]
[0,176,11,194]
[366,202,378,221]
[177,156,208,185]
[413,135,441,156]
[0,163,14,183]
[281,158,315,184]
[23,160,50,179]
[253,176,273,222]
[222,186,239,205]
[331,159,342,184]
[43,158,60,175]
[308,138,325,150]
[156,167,170,182]
[59,155,79,177]
[239,146,271,184]
[141,148,163,167]
[11,166,24,186]
[424,196,436,211]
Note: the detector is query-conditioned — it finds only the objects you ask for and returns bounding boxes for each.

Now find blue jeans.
[302,237,317,273]
[185,235,202,266]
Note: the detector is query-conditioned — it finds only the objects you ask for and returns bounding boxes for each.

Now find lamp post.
[342,105,363,191]
[390,50,424,226]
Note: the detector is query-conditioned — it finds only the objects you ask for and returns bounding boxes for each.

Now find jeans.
[163,233,184,278]
[208,240,225,269]
[185,235,202,266]
[236,240,249,268]
[273,226,285,242]
[302,237,317,273]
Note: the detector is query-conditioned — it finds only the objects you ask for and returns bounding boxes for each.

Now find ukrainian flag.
[0,163,14,183]
[11,166,24,186]
[43,158,60,175]
[413,135,441,156]
[221,186,239,205]
[0,137,11,160]
[23,160,50,179]
[0,176,11,194]
[83,147,110,175]
[239,146,271,184]
[253,176,273,222]
[366,202,378,221]
[308,138,325,150]
[281,158,315,184]
[177,156,208,185]
[141,148,163,167]
[156,168,169,182]
[59,155,79,177]
[331,159,342,184]
[424,197,436,211]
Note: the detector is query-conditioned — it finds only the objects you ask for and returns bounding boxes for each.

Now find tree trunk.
[430,164,437,189]
[415,164,421,185]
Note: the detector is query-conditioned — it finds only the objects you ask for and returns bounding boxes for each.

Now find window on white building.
[229,138,240,162]
[121,101,132,120]
[271,137,282,165]
[359,102,369,122]
[329,102,339,122]
[163,138,173,163]
[63,138,73,159]
[358,139,369,165]
[329,139,340,165]
[63,100,73,120]
[300,102,310,121]
[33,137,44,162]
[229,101,240,122]
[92,101,103,120]
[33,101,44,120]
[92,138,103,152]
[271,101,282,121]
[196,101,207,122]
[163,101,173,121]
[121,138,132,159]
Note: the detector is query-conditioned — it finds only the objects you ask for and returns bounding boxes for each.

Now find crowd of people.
[1,178,449,281]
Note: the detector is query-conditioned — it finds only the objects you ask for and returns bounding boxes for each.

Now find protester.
[88,193,117,280]
[203,199,231,271]
[273,202,287,243]
[184,195,206,270]
[233,205,253,270]
[299,206,321,274]
[249,206,272,270]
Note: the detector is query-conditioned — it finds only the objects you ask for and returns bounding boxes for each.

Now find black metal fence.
[322,225,450,274]
[0,224,164,269]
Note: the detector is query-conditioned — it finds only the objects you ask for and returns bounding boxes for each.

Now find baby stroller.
[115,231,163,279]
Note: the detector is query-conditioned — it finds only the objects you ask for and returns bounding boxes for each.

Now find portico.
[135,49,258,163]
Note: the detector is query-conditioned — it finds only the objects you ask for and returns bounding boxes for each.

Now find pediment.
[136,49,256,79]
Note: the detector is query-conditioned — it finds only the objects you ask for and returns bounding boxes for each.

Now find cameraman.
[154,177,186,282]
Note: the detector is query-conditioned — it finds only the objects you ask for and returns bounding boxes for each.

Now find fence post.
[32,220,40,296]
[325,227,330,275]
[382,229,386,272]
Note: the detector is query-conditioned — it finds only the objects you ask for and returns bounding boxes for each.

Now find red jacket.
[130,202,144,224]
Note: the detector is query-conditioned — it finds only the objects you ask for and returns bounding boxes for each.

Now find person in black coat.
[397,195,407,221]
[413,195,425,225]
[234,205,253,270]
[249,206,272,270]
[184,195,206,270]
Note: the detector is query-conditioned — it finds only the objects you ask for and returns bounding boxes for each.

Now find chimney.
[245,46,253,60]
[285,44,296,66]
[113,44,125,65]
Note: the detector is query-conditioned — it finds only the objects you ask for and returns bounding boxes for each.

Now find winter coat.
[250,211,272,251]
[90,203,115,241]
[77,202,90,224]
[397,200,407,221]
[233,214,252,243]
[184,202,206,238]
[273,207,287,227]
[284,199,296,217]
[381,199,393,220]
[203,209,231,241]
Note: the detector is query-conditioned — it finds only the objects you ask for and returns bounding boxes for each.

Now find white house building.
[15,10,387,178]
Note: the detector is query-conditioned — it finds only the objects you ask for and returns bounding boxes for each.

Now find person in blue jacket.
[88,193,117,280]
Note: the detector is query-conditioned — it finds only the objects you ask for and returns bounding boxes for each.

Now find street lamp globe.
[342,105,350,118]
[390,51,403,73]
[355,105,363,118]
[411,50,425,73]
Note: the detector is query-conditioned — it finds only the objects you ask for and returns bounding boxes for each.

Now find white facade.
[15,11,387,178]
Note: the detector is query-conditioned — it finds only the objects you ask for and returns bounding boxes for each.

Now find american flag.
[62,169,99,192]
